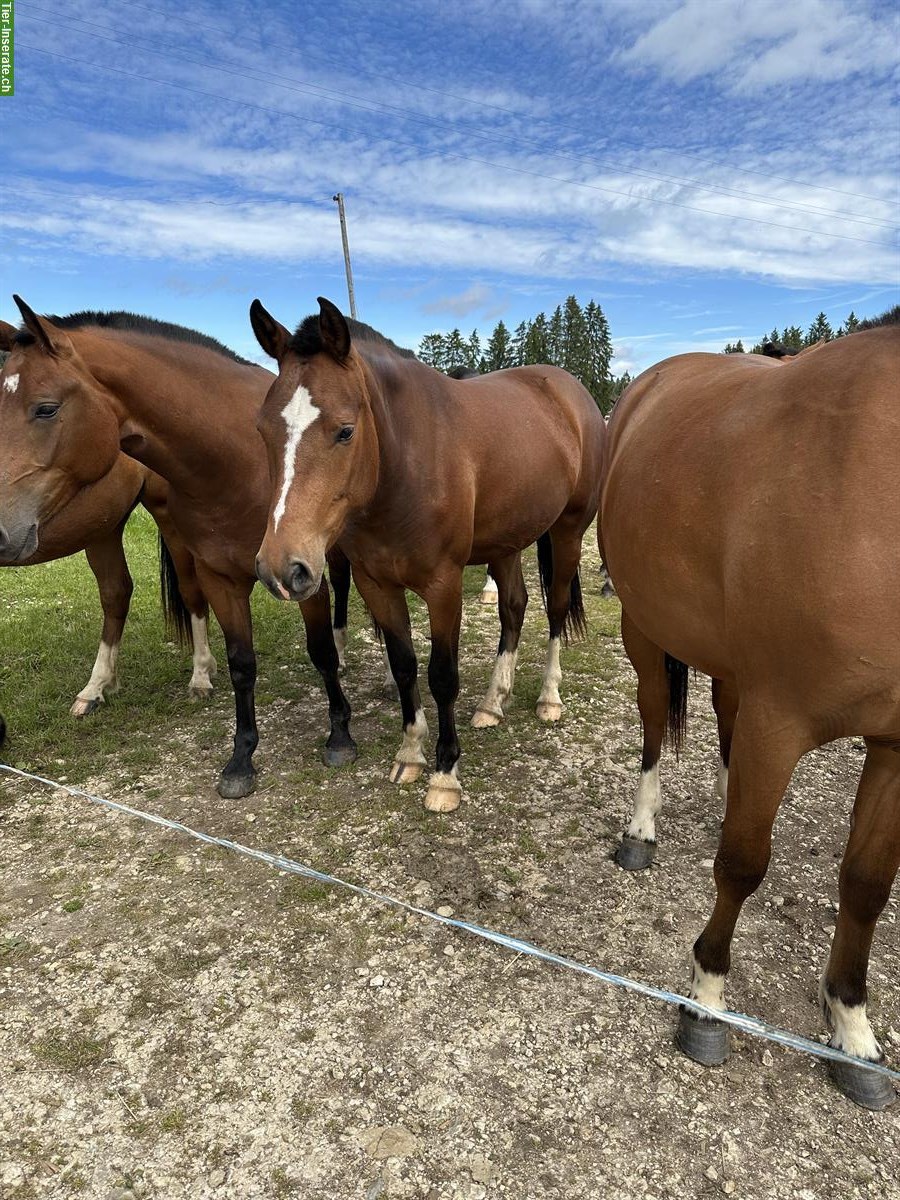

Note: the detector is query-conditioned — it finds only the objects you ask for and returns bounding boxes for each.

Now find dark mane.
[290,313,417,360]
[13,310,253,365]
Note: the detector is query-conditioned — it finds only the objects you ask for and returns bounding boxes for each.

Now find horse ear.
[249,299,290,363]
[317,297,351,362]
[12,296,74,358]
[0,319,16,352]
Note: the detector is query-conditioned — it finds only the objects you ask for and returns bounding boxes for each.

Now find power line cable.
[15,40,898,251]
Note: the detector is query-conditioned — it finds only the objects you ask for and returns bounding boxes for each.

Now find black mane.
[290,313,417,360]
[13,310,253,365]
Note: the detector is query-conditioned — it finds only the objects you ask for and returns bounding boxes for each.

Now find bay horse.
[601,325,900,1108]
[0,321,215,734]
[250,298,605,813]
[0,299,356,797]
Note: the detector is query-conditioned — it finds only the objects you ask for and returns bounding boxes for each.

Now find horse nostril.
[286,560,313,595]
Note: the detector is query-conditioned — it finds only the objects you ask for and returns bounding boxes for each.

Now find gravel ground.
[1,541,898,1200]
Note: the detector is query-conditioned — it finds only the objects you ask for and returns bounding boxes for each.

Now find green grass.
[32,1031,107,1073]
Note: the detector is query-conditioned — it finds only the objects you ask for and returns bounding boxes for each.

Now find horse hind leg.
[472,553,527,728]
[677,706,802,1068]
[712,676,737,804]
[535,527,585,723]
[327,546,352,671]
[616,610,668,870]
[72,529,133,717]
[820,738,900,1109]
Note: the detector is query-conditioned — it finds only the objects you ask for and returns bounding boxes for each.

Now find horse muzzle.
[0,519,39,564]
[256,554,322,603]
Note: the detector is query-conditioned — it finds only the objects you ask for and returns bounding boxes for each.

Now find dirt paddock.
[0,534,897,1200]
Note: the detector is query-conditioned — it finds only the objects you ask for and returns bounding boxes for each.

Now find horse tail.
[536,532,587,643]
[159,532,193,647]
[665,653,689,757]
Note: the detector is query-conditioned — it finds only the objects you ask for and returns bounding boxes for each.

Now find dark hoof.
[322,742,358,768]
[615,836,656,871]
[676,1008,730,1066]
[382,681,400,702]
[601,583,617,599]
[217,771,257,799]
[829,1057,897,1110]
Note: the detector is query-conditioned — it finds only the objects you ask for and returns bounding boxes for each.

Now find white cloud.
[616,0,897,91]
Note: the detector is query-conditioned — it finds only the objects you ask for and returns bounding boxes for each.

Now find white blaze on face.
[273,383,319,531]
[2,374,19,394]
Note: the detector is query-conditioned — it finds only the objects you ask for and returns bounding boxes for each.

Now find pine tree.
[547,306,564,366]
[723,340,745,354]
[841,311,860,335]
[806,312,833,345]
[782,325,804,350]
[444,328,469,371]
[418,333,447,370]
[485,321,513,372]
[584,300,613,411]
[510,321,528,368]
[466,329,482,371]
[523,313,550,364]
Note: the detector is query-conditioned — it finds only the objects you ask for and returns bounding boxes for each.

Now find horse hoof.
[536,701,563,723]
[615,836,656,871]
[829,1057,897,1110]
[322,741,358,768]
[480,589,498,605]
[676,1008,730,1066]
[189,685,214,702]
[71,697,101,718]
[424,773,462,813]
[390,760,423,785]
[382,681,400,702]
[471,708,501,729]
[217,771,257,799]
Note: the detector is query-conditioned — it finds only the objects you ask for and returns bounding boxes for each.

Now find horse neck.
[81,333,266,493]
[359,353,413,501]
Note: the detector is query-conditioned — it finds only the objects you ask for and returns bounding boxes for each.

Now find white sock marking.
[821,979,882,1060]
[382,645,396,692]
[689,954,726,1013]
[626,763,661,843]
[3,373,19,394]
[333,626,347,668]
[477,649,518,718]
[273,384,319,531]
[189,614,217,693]
[395,709,428,765]
[716,761,729,803]
[537,637,562,708]
[76,640,120,704]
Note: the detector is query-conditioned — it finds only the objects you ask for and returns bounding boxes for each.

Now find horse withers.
[601,325,900,1108]
[250,297,605,813]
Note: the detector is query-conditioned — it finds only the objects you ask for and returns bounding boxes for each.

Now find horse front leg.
[820,737,900,1109]
[327,545,352,670]
[72,523,134,717]
[298,577,357,767]
[196,565,259,799]
[423,574,463,813]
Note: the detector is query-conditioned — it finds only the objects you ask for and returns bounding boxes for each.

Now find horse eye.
[33,403,60,421]
[336,425,354,443]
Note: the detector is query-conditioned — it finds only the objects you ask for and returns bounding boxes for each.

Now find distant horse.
[601,326,900,1108]
[0,321,215,739]
[0,300,355,797]
[251,298,605,813]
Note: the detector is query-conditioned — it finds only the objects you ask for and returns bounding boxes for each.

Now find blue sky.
[4,0,899,373]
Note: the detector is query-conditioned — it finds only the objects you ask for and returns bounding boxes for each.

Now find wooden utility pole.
[332,193,358,319]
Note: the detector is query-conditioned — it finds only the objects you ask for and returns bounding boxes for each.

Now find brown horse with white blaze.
[601,325,900,1108]
[0,299,356,797]
[251,298,605,813]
